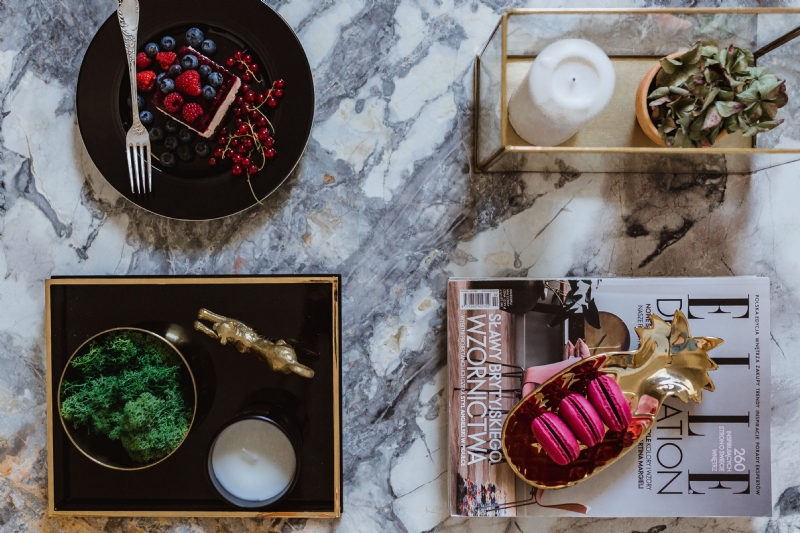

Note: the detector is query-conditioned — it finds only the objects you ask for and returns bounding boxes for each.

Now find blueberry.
[177,144,195,162]
[195,142,211,158]
[160,36,176,51]
[207,72,223,88]
[186,27,205,47]
[144,42,160,58]
[149,127,165,143]
[159,77,175,94]
[139,110,154,126]
[181,54,199,70]
[157,72,167,84]
[165,120,179,134]
[202,85,217,100]
[169,64,183,78]
[161,152,177,168]
[200,39,217,56]
[179,128,196,144]
[198,65,212,79]
[164,136,180,151]
[127,95,146,109]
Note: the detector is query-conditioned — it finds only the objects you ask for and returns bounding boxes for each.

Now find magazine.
[447,277,770,517]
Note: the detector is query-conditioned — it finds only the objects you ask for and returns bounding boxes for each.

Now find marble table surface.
[2,0,800,531]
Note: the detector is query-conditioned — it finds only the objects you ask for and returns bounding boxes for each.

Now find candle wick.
[241,447,258,463]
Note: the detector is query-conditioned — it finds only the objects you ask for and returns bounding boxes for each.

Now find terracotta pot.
[635,53,726,147]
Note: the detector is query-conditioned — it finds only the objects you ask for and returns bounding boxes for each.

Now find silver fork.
[118,0,151,194]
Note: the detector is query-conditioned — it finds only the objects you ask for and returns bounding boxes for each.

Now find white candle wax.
[508,39,615,146]
[210,419,296,503]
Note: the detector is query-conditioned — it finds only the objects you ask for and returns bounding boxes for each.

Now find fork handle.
[118,0,146,134]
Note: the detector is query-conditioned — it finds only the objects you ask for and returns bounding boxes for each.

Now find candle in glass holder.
[508,39,615,146]
[210,418,296,505]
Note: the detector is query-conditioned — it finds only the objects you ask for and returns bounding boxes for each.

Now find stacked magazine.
[447,277,770,517]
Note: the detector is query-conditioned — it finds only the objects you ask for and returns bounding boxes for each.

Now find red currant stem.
[237,60,263,84]
[251,104,276,135]
[247,175,262,204]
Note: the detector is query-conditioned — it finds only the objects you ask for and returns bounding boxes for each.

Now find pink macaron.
[559,393,605,447]
[531,412,580,466]
[588,374,632,432]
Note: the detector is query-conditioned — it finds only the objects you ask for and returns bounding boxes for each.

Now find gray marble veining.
[1,0,800,531]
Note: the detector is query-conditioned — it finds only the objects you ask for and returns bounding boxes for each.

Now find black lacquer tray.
[45,276,340,517]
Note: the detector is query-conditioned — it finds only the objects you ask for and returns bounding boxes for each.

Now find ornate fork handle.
[117,0,146,135]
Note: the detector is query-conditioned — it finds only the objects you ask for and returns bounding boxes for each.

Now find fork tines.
[126,141,152,194]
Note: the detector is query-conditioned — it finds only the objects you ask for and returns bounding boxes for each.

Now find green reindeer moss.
[60,331,192,463]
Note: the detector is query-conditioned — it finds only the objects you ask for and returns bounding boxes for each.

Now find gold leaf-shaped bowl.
[501,310,722,490]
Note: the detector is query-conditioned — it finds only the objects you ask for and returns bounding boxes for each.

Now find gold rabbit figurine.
[194,308,314,378]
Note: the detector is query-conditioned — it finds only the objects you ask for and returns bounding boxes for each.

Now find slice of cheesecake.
[152,46,241,138]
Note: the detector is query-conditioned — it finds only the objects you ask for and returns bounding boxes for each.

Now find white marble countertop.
[1,0,800,531]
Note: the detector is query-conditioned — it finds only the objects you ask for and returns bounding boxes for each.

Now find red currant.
[264,137,275,147]
[245,91,256,103]
[219,127,229,136]
[237,124,249,135]
[234,107,243,116]
[257,128,270,141]
[256,116,268,128]
[242,72,252,82]
[241,84,251,94]
[232,163,244,176]
[249,110,259,119]
[250,64,260,74]
[243,138,254,149]
[242,157,251,167]
[237,144,248,153]
[243,102,253,112]
[255,93,265,105]
[217,136,228,145]
[224,149,233,158]
[274,89,284,99]
[237,63,246,71]
[274,79,285,89]
[226,57,235,67]
[266,97,278,108]
[208,157,217,166]
[243,53,253,64]
[236,96,245,107]
[265,148,276,159]
[231,138,240,147]
[213,147,224,158]
[234,117,244,128]
[233,51,243,60]
[249,164,259,175]
[232,154,243,164]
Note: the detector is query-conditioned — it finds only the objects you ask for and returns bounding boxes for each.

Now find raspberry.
[163,93,184,113]
[156,51,177,71]
[182,103,203,123]
[136,71,157,92]
[175,70,202,97]
[136,52,151,70]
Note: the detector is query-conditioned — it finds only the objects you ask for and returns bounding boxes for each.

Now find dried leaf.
[715,100,745,117]
[648,86,671,99]
[702,106,722,130]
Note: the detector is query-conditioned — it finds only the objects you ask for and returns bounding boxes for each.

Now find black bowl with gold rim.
[57,325,214,470]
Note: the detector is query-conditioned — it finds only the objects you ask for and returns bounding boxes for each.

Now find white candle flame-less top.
[210,419,296,503]
[508,39,615,146]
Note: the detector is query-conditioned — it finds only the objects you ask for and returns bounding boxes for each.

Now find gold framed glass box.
[475,8,800,174]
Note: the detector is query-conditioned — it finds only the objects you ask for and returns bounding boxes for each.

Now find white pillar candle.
[508,39,615,146]
[210,418,296,504]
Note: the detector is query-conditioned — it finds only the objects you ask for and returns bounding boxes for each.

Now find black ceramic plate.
[77,0,314,220]
[47,276,341,516]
